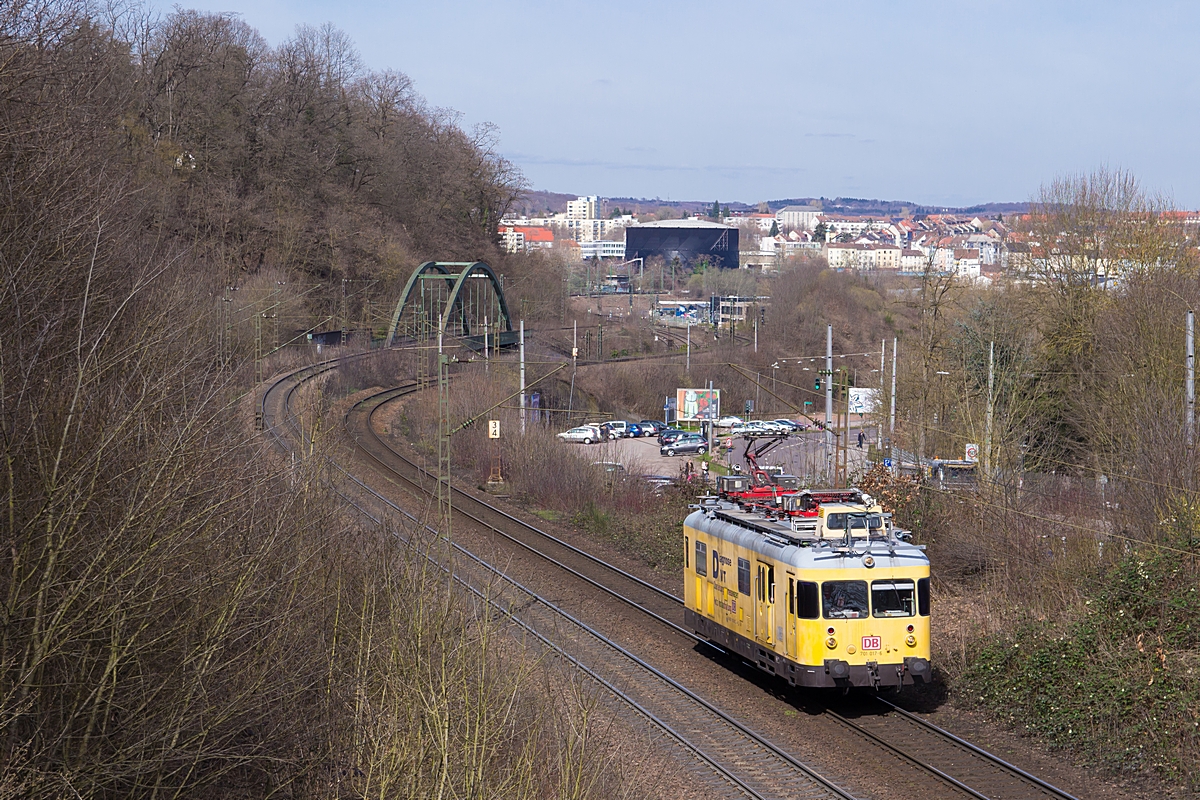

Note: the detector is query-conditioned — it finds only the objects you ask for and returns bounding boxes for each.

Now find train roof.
[685,496,928,572]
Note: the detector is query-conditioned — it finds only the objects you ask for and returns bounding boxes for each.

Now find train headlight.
[863,555,875,568]
[906,635,917,647]
[826,637,837,649]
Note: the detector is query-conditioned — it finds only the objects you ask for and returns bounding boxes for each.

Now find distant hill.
[769,197,1029,217]
[534,191,1027,219]
[512,190,579,215]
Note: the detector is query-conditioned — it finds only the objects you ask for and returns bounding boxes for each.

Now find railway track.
[264,363,858,800]
[341,372,1083,800]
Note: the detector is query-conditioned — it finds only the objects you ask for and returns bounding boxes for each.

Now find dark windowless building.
[624,219,740,269]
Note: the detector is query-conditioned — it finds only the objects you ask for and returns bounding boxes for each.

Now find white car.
[731,421,789,436]
[557,426,600,444]
[715,416,744,428]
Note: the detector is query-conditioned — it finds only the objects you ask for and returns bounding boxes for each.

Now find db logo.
[862,636,881,651]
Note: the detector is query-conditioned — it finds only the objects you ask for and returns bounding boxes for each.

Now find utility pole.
[753,318,758,353]
[340,279,348,347]
[889,337,898,471]
[686,322,691,372]
[568,319,578,421]
[253,305,263,430]
[825,324,833,484]
[878,339,885,448]
[519,319,526,435]
[483,315,489,373]
[437,350,451,551]
[1188,310,1195,450]
[985,340,995,479]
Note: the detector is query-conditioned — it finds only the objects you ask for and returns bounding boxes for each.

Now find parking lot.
[560,425,877,483]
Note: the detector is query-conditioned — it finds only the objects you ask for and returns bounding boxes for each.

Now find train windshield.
[822,580,869,619]
[872,580,916,617]
[825,513,883,536]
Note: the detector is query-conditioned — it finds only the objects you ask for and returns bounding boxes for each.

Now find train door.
[785,573,798,660]
[754,561,775,646]
[693,539,705,615]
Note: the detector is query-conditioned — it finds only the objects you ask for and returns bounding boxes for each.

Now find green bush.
[957,509,1200,787]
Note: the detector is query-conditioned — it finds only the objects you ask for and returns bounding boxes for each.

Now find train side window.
[917,577,930,616]
[796,581,819,619]
[767,565,775,604]
[685,537,689,569]
[695,541,706,576]
[788,578,794,615]
[737,558,750,595]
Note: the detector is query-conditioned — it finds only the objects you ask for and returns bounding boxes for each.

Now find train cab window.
[695,541,706,576]
[822,580,869,619]
[796,581,820,619]
[917,578,930,616]
[737,558,750,595]
[871,580,915,617]
[767,565,775,604]
[867,515,884,538]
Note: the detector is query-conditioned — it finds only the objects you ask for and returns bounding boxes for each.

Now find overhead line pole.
[825,325,833,484]
[889,337,898,472]
[985,340,995,480]
[519,319,526,435]
[1188,310,1195,450]
[878,338,885,449]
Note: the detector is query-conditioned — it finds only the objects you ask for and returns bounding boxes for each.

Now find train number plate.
[862,636,881,651]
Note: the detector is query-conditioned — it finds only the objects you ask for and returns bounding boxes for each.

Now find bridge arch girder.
[385,261,512,347]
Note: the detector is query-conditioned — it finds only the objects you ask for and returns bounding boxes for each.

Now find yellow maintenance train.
[683,488,931,689]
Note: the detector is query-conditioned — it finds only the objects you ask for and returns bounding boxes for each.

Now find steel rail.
[271,356,1084,800]
[347,383,1016,799]
[352,378,1088,800]
[266,360,859,800]
[872,698,1080,800]
[347,385,684,606]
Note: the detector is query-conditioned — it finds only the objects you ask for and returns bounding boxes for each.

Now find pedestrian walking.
[701,460,709,485]
[857,430,865,449]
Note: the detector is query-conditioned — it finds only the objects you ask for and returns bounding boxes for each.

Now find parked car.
[772,418,802,431]
[640,474,675,491]
[599,421,627,440]
[639,420,667,436]
[661,434,708,457]
[732,420,790,436]
[626,422,644,438]
[557,426,601,444]
[715,415,744,428]
[657,428,689,445]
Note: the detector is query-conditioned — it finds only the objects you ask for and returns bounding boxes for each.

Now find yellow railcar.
[683,491,931,689]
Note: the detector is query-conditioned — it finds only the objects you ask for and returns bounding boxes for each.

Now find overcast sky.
[169,1,1200,208]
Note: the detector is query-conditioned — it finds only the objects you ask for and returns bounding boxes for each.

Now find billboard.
[676,388,720,421]
[847,388,880,416]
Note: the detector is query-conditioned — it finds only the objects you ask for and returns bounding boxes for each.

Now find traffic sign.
[883,458,893,468]
[965,443,979,462]
[488,420,500,439]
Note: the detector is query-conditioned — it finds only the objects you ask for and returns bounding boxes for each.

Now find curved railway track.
[263,362,858,800]
[340,369,1083,800]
